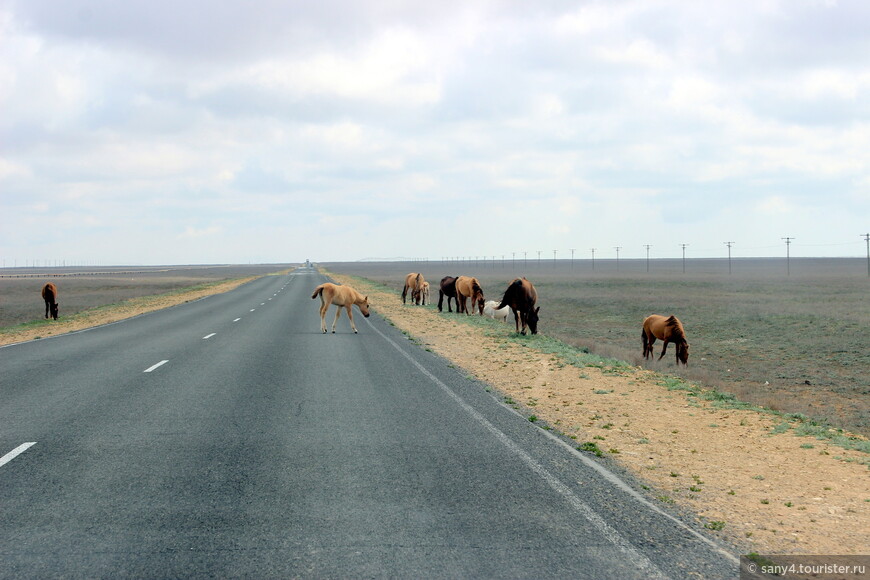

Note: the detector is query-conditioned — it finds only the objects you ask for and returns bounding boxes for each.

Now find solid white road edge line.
[143,360,169,373]
[363,316,670,580]
[203,333,216,339]
[0,442,36,468]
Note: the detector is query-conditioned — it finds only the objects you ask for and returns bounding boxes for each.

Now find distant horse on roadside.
[483,300,509,322]
[41,282,59,320]
[455,276,485,315]
[438,276,458,312]
[311,283,370,334]
[402,272,427,305]
[642,314,689,365]
[497,277,539,335]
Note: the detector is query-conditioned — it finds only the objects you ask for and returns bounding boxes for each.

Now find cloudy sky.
[1,0,868,265]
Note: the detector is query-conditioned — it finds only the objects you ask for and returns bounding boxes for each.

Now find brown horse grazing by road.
[402,272,427,305]
[497,277,539,335]
[41,283,59,320]
[455,276,485,315]
[642,314,689,365]
[438,276,458,312]
[312,283,370,334]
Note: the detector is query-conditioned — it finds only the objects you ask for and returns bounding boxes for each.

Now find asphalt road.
[0,267,739,578]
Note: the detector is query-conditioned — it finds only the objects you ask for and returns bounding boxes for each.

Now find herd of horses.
[402,272,688,364]
[37,275,689,364]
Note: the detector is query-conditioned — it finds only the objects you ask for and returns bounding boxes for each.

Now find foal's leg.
[331,305,343,333]
[319,301,329,333]
[346,304,358,333]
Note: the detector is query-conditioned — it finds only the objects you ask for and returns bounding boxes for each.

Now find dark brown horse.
[642,314,689,365]
[438,276,458,312]
[455,276,485,315]
[41,282,59,320]
[497,277,539,335]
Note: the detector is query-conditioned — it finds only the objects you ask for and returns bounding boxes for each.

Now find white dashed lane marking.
[143,360,169,373]
[0,442,36,468]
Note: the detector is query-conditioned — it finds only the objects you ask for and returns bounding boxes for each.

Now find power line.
[679,243,689,274]
[724,241,735,274]
[782,237,795,276]
[862,233,869,277]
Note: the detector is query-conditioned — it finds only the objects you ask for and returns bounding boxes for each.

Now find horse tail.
[311,285,325,299]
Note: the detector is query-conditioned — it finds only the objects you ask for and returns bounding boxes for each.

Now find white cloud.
[1,0,868,264]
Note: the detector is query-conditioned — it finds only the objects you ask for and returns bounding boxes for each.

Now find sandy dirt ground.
[326,271,868,557]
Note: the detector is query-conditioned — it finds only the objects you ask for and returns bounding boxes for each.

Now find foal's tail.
[311,284,325,299]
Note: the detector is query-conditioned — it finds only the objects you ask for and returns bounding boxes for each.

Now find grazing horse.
[420,281,430,306]
[311,283,370,334]
[642,314,689,365]
[497,277,539,335]
[483,300,509,322]
[438,276,458,312]
[455,276,485,315]
[41,282,59,320]
[402,272,427,305]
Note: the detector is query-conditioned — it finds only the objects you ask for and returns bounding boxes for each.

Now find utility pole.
[679,243,689,274]
[724,241,735,275]
[643,244,652,273]
[862,233,869,277]
[614,246,622,271]
[537,250,542,267]
[523,251,527,269]
[570,248,576,269]
[590,248,596,271]
[553,249,557,267]
[782,237,795,276]
[512,252,515,269]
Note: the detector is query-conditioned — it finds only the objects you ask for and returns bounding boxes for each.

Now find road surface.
[0,267,738,578]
